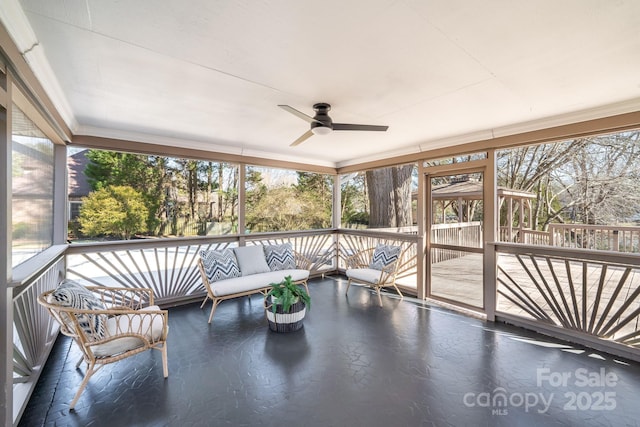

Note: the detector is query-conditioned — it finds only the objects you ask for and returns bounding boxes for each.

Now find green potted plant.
[265,275,311,332]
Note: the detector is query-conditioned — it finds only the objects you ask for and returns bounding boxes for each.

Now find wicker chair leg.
[208,299,222,324]
[75,356,84,369]
[345,279,352,295]
[69,362,98,410]
[375,286,383,307]
[161,344,169,378]
[200,295,209,309]
[393,282,404,300]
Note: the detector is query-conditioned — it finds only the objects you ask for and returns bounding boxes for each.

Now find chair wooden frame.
[38,286,169,410]
[345,247,405,306]
[198,250,311,324]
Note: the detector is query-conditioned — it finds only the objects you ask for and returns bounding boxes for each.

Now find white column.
[0,68,14,427]
[53,144,68,244]
[238,163,246,246]
[333,174,341,273]
[416,162,426,299]
[483,149,497,321]
[332,174,341,228]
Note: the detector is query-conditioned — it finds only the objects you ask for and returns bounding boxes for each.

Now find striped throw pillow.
[200,249,241,282]
[369,245,401,270]
[264,243,296,271]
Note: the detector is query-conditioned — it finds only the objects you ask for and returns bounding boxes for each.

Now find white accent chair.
[345,245,404,306]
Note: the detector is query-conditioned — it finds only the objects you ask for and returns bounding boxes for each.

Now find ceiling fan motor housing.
[312,103,333,132]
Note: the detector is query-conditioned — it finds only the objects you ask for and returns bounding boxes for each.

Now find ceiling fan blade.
[332,123,389,132]
[278,105,318,124]
[290,129,314,147]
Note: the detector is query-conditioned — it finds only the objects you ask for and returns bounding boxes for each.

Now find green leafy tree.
[246,186,327,231]
[84,150,164,233]
[341,172,369,226]
[296,172,332,227]
[79,185,149,239]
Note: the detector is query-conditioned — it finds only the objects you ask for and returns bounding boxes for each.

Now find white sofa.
[198,243,310,323]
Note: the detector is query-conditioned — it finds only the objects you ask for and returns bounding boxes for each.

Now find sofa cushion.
[369,245,401,270]
[200,249,241,282]
[233,246,271,276]
[210,269,309,297]
[47,279,106,340]
[264,243,296,271]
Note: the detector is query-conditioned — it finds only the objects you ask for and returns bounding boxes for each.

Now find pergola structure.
[430,176,536,231]
[2,1,640,425]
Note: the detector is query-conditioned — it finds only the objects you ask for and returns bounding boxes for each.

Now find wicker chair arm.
[37,289,167,344]
[85,308,169,345]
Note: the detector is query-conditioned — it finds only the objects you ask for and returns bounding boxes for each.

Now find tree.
[365,165,414,227]
[497,131,640,228]
[296,172,333,225]
[245,187,328,231]
[84,150,165,233]
[497,141,586,228]
[554,133,640,224]
[79,185,149,239]
[341,172,368,226]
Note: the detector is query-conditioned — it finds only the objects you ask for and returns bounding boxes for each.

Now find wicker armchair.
[38,283,169,410]
[345,245,404,306]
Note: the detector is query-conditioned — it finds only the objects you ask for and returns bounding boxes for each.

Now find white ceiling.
[2,0,640,168]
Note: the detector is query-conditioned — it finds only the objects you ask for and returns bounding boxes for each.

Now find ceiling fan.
[278,103,388,147]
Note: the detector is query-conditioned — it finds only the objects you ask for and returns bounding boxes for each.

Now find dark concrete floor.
[19,276,640,427]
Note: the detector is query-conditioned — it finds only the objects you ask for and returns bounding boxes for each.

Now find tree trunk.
[366,165,413,227]
[392,165,413,226]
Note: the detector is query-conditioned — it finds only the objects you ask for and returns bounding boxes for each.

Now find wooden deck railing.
[431,222,482,263]
[64,230,338,305]
[549,224,640,252]
[500,224,640,253]
[493,242,640,360]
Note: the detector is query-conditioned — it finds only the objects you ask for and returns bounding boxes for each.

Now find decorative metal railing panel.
[496,244,640,349]
[13,256,64,421]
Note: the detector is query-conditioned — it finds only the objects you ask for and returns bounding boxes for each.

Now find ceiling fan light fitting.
[311,125,332,136]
